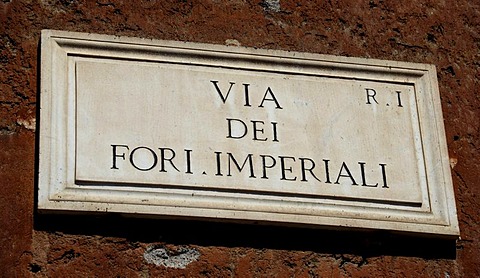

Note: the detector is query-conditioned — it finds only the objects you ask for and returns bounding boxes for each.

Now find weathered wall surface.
[1,0,479,277]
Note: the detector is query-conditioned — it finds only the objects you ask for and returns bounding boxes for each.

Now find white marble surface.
[39,30,459,237]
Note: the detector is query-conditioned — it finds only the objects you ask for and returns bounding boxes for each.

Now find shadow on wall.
[34,213,457,260]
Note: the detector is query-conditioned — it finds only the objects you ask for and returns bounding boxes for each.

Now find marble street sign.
[38,30,459,237]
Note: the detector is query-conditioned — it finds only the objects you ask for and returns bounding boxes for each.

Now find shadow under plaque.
[34,213,457,260]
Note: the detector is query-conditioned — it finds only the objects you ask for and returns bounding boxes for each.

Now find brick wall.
[1,1,479,276]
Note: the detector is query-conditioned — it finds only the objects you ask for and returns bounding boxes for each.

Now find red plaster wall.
[1,0,479,277]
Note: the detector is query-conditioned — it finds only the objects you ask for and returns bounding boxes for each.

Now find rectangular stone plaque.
[39,30,459,237]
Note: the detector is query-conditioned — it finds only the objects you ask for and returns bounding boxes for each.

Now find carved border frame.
[38,30,459,237]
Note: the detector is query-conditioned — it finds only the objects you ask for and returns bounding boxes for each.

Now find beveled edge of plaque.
[38,29,459,237]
